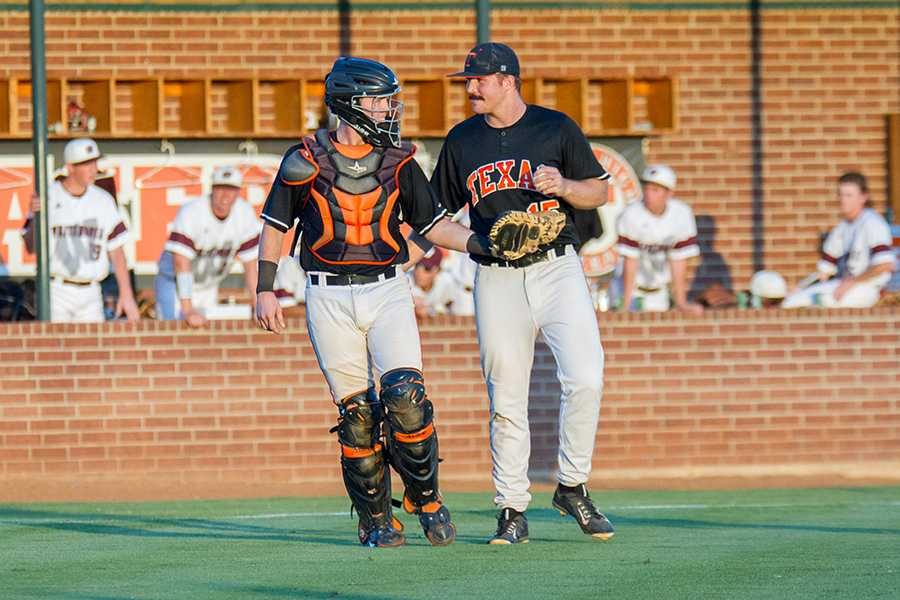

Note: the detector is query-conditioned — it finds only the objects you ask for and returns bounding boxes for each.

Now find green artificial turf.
[1,487,898,599]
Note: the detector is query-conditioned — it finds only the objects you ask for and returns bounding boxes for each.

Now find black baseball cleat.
[358,515,406,548]
[552,483,615,541]
[402,496,456,546]
[489,507,529,545]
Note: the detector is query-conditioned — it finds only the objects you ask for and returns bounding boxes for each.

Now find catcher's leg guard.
[334,388,404,548]
[380,369,455,546]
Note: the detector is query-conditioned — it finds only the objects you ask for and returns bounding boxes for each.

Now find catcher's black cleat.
[489,507,529,545]
[552,483,615,541]
[358,515,406,548]
[402,496,456,546]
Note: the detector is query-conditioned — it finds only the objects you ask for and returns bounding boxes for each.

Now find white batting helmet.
[211,166,243,188]
[640,164,677,191]
[750,270,787,299]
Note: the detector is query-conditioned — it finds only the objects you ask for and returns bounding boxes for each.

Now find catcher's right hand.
[489,210,567,261]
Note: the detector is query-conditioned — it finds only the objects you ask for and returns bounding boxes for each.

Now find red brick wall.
[1,6,897,288]
[1,308,898,502]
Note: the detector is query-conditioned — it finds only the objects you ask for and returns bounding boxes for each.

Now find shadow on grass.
[211,582,411,599]
[0,507,356,547]
[609,513,900,536]
[20,595,141,600]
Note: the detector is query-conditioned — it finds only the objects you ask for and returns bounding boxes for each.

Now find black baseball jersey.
[262,135,447,276]
[431,105,609,264]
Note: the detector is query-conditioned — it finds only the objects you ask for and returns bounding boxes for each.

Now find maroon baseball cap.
[449,42,520,77]
[417,248,444,270]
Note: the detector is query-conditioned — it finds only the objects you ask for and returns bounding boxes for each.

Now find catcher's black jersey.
[431,105,609,264]
[261,138,447,276]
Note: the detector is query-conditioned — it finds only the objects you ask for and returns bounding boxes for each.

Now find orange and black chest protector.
[297,129,415,268]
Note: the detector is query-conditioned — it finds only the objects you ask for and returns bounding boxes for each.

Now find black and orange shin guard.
[379,369,441,510]
[333,389,393,529]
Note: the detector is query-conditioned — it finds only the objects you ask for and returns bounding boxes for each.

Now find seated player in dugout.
[782,171,896,309]
[254,57,542,548]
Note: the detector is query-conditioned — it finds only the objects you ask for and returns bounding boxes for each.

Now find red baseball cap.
[418,248,444,270]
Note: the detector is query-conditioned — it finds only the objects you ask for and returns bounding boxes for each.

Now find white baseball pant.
[304,270,423,403]
[50,278,104,323]
[474,249,605,512]
[782,279,882,309]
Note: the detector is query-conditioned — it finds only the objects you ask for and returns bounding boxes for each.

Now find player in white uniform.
[154,166,260,327]
[782,172,895,308]
[23,138,139,323]
[615,165,703,314]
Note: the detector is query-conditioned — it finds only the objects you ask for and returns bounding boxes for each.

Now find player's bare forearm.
[109,247,133,298]
[242,259,259,308]
[256,223,287,334]
[258,223,285,263]
[109,247,140,322]
[534,164,608,210]
[621,256,638,309]
[669,258,690,306]
[423,217,474,254]
[561,178,608,210]
[669,258,702,314]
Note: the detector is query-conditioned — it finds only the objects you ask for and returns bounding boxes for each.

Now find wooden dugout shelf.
[0,74,677,139]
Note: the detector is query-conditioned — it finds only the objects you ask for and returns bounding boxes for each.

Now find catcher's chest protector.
[303,129,415,266]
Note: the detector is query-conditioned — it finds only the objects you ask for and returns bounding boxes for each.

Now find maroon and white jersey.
[616,198,699,290]
[158,196,260,289]
[817,208,894,287]
[47,180,129,282]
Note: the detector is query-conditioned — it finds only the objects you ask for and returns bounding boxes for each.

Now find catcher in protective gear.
[489,210,567,261]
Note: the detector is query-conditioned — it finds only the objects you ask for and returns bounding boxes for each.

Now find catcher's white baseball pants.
[50,278,104,323]
[304,270,423,403]
[474,250,605,512]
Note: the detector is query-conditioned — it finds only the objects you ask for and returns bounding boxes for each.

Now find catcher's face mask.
[325,57,405,148]
[351,93,404,148]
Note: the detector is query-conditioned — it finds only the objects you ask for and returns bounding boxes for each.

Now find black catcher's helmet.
[325,57,403,148]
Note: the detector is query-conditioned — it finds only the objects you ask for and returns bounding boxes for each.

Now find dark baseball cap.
[449,42,520,77]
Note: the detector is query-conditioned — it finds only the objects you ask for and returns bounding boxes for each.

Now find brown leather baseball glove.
[489,210,567,261]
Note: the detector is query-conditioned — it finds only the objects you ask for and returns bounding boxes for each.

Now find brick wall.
[1,5,898,288]
[1,308,898,502]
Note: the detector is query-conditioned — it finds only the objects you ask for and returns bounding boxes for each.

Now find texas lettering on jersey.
[465,159,537,206]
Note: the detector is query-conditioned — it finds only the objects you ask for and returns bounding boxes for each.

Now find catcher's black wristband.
[256,260,278,293]
[466,233,493,257]
[408,231,435,254]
